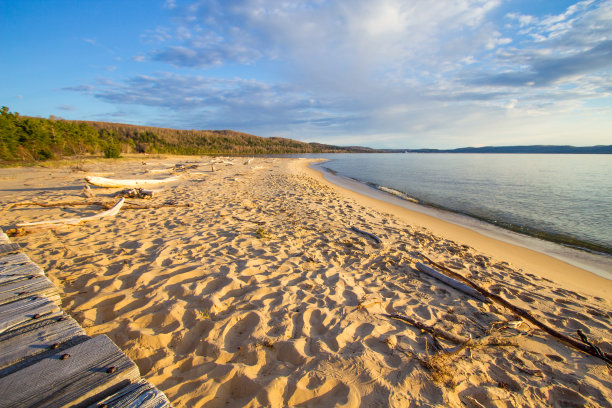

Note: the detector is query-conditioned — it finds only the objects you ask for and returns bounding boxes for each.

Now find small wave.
[378,186,419,203]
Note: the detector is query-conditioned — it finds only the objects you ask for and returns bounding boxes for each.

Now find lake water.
[303,153,612,257]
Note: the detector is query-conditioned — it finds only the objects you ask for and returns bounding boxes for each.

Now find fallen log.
[416,262,489,303]
[85,175,180,188]
[16,198,125,228]
[419,254,612,364]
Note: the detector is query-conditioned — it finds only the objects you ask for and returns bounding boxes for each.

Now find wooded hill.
[0,106,370,162]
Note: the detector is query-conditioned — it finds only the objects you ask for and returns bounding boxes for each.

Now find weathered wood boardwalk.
[0,229,171,408]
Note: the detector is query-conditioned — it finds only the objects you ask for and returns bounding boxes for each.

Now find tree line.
[0,106,363,162]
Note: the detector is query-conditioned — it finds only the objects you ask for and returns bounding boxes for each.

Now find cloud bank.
[69,0,612,147]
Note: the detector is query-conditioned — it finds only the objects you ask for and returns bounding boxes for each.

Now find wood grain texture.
[0,335,141,408]
[89,379,171,408]
[0,253,33,268]
[0,254,44,276]
[0,315,86,372]
[0,296,61,334]
[0,276,60,306]
[0,243,21,256]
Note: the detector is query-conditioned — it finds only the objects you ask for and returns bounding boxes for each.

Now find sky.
[1,0,612,148]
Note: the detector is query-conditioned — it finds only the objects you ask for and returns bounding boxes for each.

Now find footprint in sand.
[223,311,261,351]
[305,309,328,336]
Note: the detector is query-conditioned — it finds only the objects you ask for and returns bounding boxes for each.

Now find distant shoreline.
[379,145,612,154]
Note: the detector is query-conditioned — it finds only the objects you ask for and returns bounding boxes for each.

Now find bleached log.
[85,175,180,188]
[16,198,125,228]
[416,262,489,303]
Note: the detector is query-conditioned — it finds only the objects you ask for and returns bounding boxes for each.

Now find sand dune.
[0,157,610,407]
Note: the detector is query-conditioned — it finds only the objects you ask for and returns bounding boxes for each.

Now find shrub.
[104,143,121,158]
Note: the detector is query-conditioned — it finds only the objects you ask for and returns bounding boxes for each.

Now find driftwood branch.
[4,200,191,212]
[416,262,489,303]
[383,313,469,344]
[419,254,612,364]
[384,313,518,352]
[16,198,125,228]
[350,226,382,244]
[173,163,198,172]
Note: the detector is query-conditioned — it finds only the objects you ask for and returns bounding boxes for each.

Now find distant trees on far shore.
[0,106,356,162]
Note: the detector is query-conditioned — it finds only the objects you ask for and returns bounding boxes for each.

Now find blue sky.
[2,0,611,148]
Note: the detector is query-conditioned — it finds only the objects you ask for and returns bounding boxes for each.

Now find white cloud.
[66,0,612,147]
[163,0,177,9]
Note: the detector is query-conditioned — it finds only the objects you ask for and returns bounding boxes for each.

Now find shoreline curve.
[299,159,612,301]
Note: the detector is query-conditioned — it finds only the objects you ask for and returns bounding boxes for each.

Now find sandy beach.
[0,157,610,407]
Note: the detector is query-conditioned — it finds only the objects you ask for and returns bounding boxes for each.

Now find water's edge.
[312,162,612,281]
[321,165,612,256]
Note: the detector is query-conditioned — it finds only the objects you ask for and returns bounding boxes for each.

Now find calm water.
[307,153,612,255]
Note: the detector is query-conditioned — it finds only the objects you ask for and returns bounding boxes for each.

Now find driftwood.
[416,262,489,303]
[112,188,156,199]
[384,313,469,344]
[173,163,198,172]
[82,185,94,198]
[125,201,193,210]
[85,175,180,188]
[350,226,382,244]
[4,200,190,212]
[384,313,518,354]
[15,198,125,228]
[419,254,612,364]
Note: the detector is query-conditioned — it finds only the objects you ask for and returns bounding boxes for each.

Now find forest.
[0,106,366,162]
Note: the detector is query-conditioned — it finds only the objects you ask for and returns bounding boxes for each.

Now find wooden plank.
[89,379,171,408]
[0,335,141,408]
[0,243,21,256]
[0,275,60,306]
[0,253,44,275]
[0,252,31,268]
[0,262,45,287]
[0,296,61,334]
[0,264,46,286]
[0,315,87,373]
